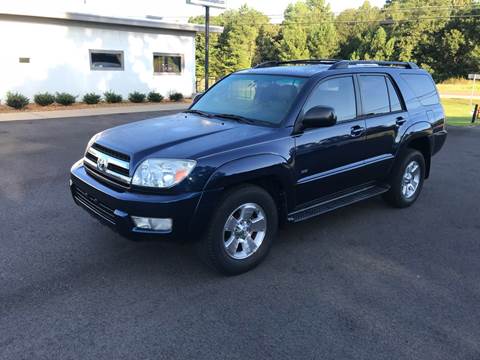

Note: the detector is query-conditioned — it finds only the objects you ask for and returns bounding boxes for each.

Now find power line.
[183,14,480,27]
[147,4,480,20]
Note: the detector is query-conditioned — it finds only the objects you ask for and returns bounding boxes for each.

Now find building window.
[153,54,183,74]
[19,57,30,64]
[89,50,124,71]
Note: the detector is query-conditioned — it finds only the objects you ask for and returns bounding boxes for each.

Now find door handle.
[350,125,365,137]
[396,116,407,126]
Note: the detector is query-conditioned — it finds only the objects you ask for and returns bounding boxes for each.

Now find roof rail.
[329,60,418,70]
[255,59,341,68]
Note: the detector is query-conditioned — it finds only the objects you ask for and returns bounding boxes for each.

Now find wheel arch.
[398,122,433,179]
[194,154,295,229]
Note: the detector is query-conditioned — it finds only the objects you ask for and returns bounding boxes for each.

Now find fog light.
[132,216,172,231]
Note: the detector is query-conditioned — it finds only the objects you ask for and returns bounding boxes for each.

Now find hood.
[94,113,277,163]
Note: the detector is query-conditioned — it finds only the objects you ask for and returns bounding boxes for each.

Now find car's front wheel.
[199,185,278,275]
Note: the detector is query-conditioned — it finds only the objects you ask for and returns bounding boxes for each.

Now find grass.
[437,78,478,96]
[442,98,478,126]
[437,83,477,95]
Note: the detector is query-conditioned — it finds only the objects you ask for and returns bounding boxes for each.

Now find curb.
[0,103,189,122]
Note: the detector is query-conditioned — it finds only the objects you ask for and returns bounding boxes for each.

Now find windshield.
[191,74,307,125]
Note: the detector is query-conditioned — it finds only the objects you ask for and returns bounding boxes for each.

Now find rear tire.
[383,149,425,208]
[199,185,278,275]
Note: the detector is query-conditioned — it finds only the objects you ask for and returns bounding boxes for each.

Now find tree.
[336,1,382,59]
[277,2,311,60]
[305,0,338,58]
[189,15,224,85]
[253,24,281,65]
[355,27,396,60]
[385,0,453,63]
[216,6,270,75]
[277,0,338,60]
[422,3,480,80]
[189,0,480,84]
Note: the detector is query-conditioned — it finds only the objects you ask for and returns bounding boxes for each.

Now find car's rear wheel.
[199,185,278,275]
[383,149,425,208]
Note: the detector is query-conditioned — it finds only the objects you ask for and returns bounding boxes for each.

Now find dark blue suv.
[71,59,447,274]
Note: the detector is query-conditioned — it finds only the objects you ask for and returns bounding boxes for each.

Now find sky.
[6,0,387,21]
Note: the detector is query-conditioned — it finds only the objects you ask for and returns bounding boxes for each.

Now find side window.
[401,74,439,106]
[305,76,357,122]
[153,54,183,74]
[89,50,124,71]
[386,77,403,112]
[359,75,390,115]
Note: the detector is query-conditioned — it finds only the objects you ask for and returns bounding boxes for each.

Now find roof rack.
[329,60,418,70]
[255,59,340,68]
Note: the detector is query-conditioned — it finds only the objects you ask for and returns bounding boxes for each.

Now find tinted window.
[386,77,403,112]
[90,51,123,70]
[305,76,356,122]
[401,74,439,105]
[192,74,307,125]
[154,54,182,74]
[359,75,390,115]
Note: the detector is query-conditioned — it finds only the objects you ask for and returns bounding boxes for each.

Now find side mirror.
[193,93,204,104]
[302,106,337,129]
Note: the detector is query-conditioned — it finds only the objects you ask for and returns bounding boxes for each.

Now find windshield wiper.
[184,109,214,118]
[213,113,256,124]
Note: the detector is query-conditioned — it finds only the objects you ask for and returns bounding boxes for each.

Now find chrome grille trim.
[83,157,132,184]
[84,166,131,190]
[87,146,130,170]
[83,144,132,186]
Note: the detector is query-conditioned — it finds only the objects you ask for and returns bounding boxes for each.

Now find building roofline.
[0,9,224,33]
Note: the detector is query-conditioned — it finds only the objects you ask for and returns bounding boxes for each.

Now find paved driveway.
[1,113,479,359]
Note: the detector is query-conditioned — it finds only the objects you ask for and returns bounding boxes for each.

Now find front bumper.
[70,163,203,241]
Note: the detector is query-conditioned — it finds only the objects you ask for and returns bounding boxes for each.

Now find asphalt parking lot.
[1,112,479,360]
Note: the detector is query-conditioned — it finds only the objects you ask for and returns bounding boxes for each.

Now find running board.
[287,184,390,223]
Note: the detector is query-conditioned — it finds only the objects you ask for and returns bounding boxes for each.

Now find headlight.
[132,159,196,188]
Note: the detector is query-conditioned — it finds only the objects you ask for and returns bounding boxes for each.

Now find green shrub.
[147,91,164,103]
[83,93,101,105]
[34,92,55,106]
[169,92,184,102]
[128,91,146,103]
[104,91,122,103]
[6,92,29,109]
[55,92,76,106]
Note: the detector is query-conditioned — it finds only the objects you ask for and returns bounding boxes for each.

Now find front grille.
[83,143,131,189]
[84,165,130,190]
[91,143,130,162]
[72,186,116,224]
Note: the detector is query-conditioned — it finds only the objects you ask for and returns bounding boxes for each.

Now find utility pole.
[205,6,210,91]
[187,0,226,92]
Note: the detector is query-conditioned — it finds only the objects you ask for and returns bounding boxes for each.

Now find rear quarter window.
[401,74,439,106]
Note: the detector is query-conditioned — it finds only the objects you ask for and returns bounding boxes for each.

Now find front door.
[294,75,369,206]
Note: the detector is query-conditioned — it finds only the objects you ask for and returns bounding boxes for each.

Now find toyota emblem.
[97,155,109,172]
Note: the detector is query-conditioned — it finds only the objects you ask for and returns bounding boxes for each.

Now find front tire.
[199,185,278,275]
[383,149,425,208]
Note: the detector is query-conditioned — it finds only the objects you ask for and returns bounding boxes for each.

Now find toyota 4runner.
[70,59,447,274]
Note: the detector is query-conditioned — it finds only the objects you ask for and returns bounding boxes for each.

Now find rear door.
[357,74,408,181]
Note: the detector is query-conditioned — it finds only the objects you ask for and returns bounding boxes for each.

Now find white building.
[0,9,222,101]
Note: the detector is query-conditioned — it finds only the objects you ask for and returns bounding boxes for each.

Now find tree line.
[190,0,480,85]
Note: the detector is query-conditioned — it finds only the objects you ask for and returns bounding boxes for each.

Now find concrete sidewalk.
[0,102,188,122]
